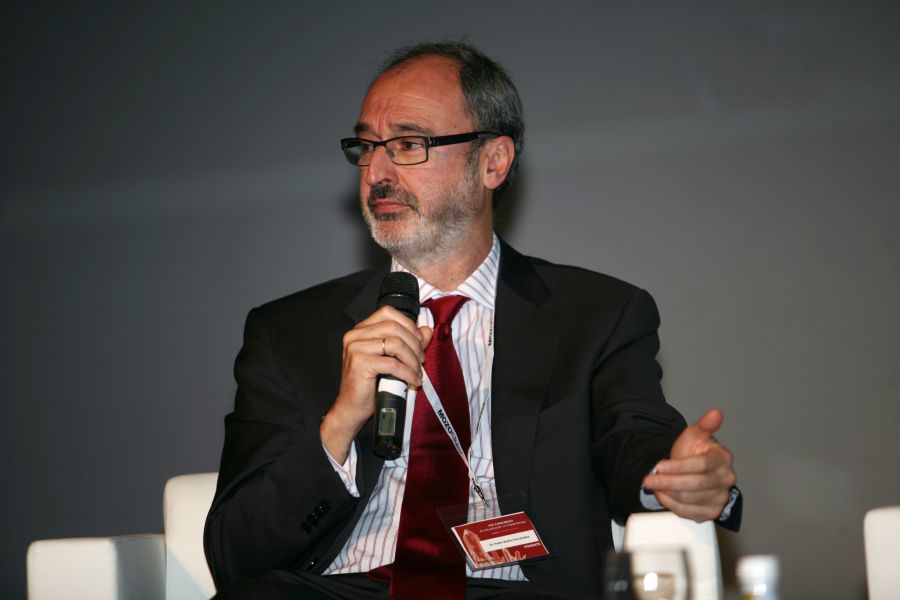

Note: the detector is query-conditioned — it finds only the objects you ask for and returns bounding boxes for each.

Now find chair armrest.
[163,473,217,599]
[624,512,723,600]
[865,505,900,600]
[27,534,165,600]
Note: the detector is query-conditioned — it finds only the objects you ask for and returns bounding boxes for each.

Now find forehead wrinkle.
[354,119,434,139]
[391,121,432,135]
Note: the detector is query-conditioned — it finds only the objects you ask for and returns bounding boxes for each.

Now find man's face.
[354,56,487,264]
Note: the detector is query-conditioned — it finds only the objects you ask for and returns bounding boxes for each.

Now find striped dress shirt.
[323,234,525,581]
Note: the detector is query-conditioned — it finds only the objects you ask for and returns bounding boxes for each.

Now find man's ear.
[481,136,515,191]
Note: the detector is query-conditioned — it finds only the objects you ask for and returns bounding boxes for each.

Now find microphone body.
[373,272,420,459]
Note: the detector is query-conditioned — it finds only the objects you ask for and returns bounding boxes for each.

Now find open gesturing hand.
[641,409,737,522]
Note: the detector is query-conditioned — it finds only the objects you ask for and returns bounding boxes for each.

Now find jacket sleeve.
[203,307,359,589]
[589,287,687,522]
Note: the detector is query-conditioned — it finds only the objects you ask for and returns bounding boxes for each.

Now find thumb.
[695,408,724,436]
[670,408,724,458]
[418,325,434,352]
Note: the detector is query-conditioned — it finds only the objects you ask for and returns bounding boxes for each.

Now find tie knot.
[424,295,470,329]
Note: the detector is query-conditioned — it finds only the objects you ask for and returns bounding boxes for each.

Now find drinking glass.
[604,550,637,599]
[629,547,689,600]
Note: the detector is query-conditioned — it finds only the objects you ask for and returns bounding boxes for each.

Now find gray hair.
[374,41,525,199]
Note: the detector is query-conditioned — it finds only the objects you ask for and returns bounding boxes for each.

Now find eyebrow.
[353,121,433,137]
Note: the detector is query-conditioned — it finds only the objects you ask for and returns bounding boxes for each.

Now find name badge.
[451,511,550,570]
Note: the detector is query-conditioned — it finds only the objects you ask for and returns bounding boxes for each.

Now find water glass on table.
[604,547,690,600]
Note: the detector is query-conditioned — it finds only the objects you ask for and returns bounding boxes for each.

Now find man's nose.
[364,146,397,187]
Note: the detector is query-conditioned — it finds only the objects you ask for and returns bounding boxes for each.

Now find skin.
[642,408,738,522]
[320,55,736,523]
[320,56,514,464]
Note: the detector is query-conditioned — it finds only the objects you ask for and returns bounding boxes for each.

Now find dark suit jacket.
[204,239,737,598]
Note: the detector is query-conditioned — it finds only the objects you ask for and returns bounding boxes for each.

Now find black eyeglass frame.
[340,131,500,166]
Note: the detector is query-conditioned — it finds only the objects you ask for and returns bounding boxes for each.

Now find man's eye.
[359,142,375,153]
[396,139,424,152]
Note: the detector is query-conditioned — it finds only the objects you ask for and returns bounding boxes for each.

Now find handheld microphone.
[373,271,420,459]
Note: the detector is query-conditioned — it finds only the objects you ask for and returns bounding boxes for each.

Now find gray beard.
[363,179,479,272]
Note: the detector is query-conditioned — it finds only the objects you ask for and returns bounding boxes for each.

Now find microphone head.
[378,272,420,321]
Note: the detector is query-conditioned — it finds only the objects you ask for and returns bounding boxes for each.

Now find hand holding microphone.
[321,272,427,464]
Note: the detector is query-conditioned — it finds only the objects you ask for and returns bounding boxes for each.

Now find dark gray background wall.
[3,2,898,598]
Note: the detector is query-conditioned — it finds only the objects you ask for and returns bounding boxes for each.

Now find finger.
[345,320,427,364]
[664,488,730,508]
[418,325,433,353]
[656,449,731,475]
[373,355,423,388]
[669,408,726,459]
[344,339,423,388]
[642,472,726,492]
[653,491,727,523]
[679,409,724,446]
[359,304,423,331]
[695,408,724,436]
[380,334,421,364]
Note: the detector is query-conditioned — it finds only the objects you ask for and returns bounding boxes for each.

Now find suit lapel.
[491,240,561,509]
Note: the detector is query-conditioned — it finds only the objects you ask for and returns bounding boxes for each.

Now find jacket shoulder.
[251,268,378,326]
[528,255,643,299]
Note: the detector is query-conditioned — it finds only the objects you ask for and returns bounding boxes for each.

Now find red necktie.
[374,295,472,600]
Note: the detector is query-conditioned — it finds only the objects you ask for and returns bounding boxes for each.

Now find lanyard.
[420,317,494,504]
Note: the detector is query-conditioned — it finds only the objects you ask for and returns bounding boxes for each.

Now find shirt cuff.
[639,463,664,510]
[324,441,360,498]
[718,486,740,522]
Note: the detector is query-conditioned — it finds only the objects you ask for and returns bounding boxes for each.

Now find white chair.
[28,473,720,600]
[864,505,900,600]
[623,511,723,600]
[27,473,217,600]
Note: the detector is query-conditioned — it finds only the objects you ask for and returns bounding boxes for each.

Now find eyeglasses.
[340,131,499,166]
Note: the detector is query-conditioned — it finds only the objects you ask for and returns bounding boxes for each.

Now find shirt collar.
[391,233,500,311]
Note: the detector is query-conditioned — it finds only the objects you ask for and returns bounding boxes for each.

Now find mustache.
[368,183,394,201]
[367,183,418,211]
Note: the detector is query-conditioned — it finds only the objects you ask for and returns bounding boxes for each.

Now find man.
[204,41,740,600]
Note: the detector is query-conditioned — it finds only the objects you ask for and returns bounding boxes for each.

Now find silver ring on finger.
[381,338,386,356]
